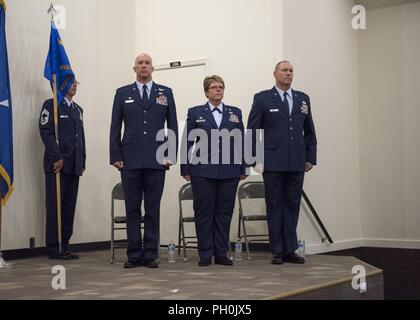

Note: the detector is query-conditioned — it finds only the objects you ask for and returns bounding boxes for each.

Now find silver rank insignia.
[40,109,49,125]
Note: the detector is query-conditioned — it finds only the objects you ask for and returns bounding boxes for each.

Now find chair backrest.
[112,182,125,201]
[179,183,193,201]
[238,182,265,200]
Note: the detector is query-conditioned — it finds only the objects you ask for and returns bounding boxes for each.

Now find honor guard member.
[247,61,317,265]
[181,75,247,267]
[110,53,178,269]
[39,79,86,260]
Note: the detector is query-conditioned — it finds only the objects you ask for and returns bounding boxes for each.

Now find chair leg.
[182,220,187,261]
[237,213,242,240]
[111,223,114,264]
[178,214,182,256]
[228,237,233,259]
[242,218,251,259]
[111,200,115,264]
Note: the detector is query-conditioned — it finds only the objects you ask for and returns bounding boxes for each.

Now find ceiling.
[356,0,420,10]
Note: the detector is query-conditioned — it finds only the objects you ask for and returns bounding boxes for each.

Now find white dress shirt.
[276,87,293,116]
[209,102,223,128]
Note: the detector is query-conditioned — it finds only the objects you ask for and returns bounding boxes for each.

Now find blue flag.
[44,21,74,104]
[0,0,14,206]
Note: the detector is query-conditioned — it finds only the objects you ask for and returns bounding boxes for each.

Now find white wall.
[134,0,284,246]
[4,0,418,253]
[282,0,362,252]
[359,2,420,248]
[3,0,135,250]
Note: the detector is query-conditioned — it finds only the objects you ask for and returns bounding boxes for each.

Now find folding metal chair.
[177,183,197,261]
[237,181,269,259]
[178,183,233,261]
[110,182,160,264]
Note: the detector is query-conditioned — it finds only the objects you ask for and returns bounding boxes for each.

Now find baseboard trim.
[3,238,420,260]
[306,239,363,254]
[2,241,114,260]
[361,238,420,249]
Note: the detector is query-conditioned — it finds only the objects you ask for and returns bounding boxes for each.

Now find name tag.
[60,115,69,118]
[125,99,134,104]
[196,119,206,123]
[270,109,279,112]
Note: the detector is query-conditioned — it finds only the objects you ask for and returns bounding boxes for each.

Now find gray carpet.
[0,249,382,300]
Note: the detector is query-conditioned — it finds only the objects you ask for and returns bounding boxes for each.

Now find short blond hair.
[203,75,225,95]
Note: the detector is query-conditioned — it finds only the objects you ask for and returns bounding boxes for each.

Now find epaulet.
[293,90,309,99]
[74,102,83,111]
[188,105,202,112]
[155,83,172,92]
[225,105,241,113]
[116,84,134,93]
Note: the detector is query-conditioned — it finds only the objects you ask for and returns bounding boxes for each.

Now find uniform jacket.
[181,103,245,179]
[39,98,86,176]
[247,87,317,172]
[109,82,178,170]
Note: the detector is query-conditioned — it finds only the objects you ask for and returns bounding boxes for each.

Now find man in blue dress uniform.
[247,61,317,265]
[110,53,178,268]
[39,79,86,260]
[181,75,247,266]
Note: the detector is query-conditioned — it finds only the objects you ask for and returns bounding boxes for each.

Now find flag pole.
[0,185,14,268]
[52,74,63,256]
[48,3,63,255]
[0,0,14,269]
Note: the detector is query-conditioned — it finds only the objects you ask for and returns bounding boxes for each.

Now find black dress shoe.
[64,251,79,260]
[215,256,233,266]
[283,253,305,264]
[123,261,143,269]
[198,258,211,267]
[48,254,73,260]
[271,255,284,265]
[141,260,159,268]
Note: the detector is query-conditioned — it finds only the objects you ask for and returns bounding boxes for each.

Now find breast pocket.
[195,119,210,130]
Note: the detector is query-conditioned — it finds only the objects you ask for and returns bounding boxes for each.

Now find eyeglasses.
[209,85,224,90]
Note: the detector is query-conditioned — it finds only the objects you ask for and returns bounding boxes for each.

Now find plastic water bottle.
[297,238,306,258]
[235,238,243,261]
[168,240,176,263]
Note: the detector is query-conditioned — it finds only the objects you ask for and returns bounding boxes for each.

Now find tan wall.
[134,0,284,247]
[3,0,135,250]
[283,0,362,251]
[4,0,418,253]
[359,2,420,248]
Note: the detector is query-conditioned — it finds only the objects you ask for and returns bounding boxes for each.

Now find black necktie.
[69,101,76,118]
[283,92,290,115]
[212,107,222,114]
[142,84,149,106]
